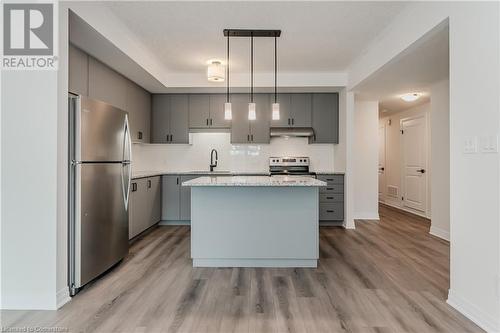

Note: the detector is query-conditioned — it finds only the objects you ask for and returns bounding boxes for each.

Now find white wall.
[353,100,379,220]
[379,103,431,218]
[1,71,59,309]
[348,2,500,331]
[430,79,450,241]
[132,133,336,173]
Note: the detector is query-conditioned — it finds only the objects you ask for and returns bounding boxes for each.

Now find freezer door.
[75,163,129,288]
[76,96,128,162]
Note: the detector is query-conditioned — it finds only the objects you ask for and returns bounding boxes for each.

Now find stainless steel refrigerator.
[68,95,132,296]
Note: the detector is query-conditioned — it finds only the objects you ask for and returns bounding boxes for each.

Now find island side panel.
[191,186,319,267]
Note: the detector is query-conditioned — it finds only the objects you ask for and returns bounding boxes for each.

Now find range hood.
[270,127,315,137]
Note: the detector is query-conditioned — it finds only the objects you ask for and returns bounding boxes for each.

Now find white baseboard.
[429,225,450,241]
[56,287,71,309]
[380,201,429,219]
[353,212,380,220]
[447,289,500,333]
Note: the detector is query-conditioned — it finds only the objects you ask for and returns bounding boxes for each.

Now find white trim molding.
[429,225,450,241]
[57,287,71,309]
[447,289,500,333]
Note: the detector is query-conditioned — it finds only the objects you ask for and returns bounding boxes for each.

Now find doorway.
[378,123,386,203]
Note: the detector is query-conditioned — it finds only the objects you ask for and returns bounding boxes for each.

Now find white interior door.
[378,124,386,202]
[401,116,427,212]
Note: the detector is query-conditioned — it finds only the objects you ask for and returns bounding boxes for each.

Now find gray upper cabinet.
[189,94,231,129]
[68,44,88,96]
[126,81,151,143]
[209,94,231,128]
[250,94,271,143]
[151,95,189,144]
[311,93,339,144]
[291,94,312,127]
[270,94,291,127]
[151,95,171,143]
[189,94,210,128]
[88,57,127,111]
[230,94,251,144]
[169,95,189,144]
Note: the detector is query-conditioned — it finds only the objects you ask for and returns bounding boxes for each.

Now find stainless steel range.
[269,157,316,177]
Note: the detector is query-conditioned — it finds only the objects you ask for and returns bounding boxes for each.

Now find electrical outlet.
[463,136,478,154]
[480,135,499,153]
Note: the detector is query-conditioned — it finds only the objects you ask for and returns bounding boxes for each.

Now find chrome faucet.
[210,149,218,172]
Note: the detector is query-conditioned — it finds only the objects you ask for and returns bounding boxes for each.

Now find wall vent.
[387,185,399,198]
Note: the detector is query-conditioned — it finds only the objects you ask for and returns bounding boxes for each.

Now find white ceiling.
[105,1,408,76]
[354,21,449,113]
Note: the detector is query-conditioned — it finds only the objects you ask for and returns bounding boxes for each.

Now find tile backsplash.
[132,133,335,173]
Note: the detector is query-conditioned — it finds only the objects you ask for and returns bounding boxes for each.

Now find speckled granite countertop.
[132,170,344,179]
[182,175,327,187]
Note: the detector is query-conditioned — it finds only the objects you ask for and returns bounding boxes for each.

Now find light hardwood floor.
[2,204,482,332]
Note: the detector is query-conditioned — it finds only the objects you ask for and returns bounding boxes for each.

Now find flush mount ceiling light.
[223,29,282,121]
[400,93,421,102]
[207,59,225,82]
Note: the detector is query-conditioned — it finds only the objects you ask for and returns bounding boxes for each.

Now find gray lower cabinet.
[311,93,339,144]
[151,95,189,144]
[317,174,344,221]
[180,175,198,220]
[129,176,161,239]
[161,175,181,220]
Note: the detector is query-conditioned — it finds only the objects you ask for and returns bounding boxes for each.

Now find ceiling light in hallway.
[400,93,420,102]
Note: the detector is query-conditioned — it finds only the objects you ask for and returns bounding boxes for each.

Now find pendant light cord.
[274,35,277,103]
[250,33,254,103]
[226,34,230,103]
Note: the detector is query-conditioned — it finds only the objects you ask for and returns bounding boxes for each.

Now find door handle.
[417,169,426,174]
[379,167,385,171]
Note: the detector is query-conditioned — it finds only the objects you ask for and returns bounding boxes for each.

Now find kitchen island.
[182,175,326,268]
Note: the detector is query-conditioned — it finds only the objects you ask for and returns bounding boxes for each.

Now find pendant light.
[272,36,280,120]
[248,33,256,120]
[224,34,232,120]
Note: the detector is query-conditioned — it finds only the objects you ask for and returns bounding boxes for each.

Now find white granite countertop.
[132,170,344,179]
[182,175,327,187]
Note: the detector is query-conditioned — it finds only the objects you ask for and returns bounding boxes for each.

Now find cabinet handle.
[166,134,169,142]
[206,118,209,126]
[326,197,333,200]
[147,180,151,188]
[327,188,333,191]
[326,210,335,213]
[210,118,213,126]
[176,177,179,185]
[247,134,250,142]
[138,131,143,140]
[251,134,254,141]
[292,118,294,125]
[326,178,334,181]
[170,134,173,142]
[132,183,137,192]
[288,118,291,125]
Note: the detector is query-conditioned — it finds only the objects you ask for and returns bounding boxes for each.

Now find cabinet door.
[180,175,198,220]
[68,44,88,96]
[129,178,147,239]
[126,81,151,143]
[209,94,231,128]
[169,95,189,144]
[88,57,127,110]
[291,94,312,127]
[161,175,180,220]
[311,93,339,144]
[151,95,171,143]
[189,94,210,128]
[146,176,161,227]
[230,94,251,144]
[250,94,271,143]
[270,93,291,127]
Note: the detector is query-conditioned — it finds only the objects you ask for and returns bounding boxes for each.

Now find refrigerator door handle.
[122,115,132,210]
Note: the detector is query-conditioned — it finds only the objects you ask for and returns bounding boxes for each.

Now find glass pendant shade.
[272,103,280,120]
[207,61,225,82]
[248,103,256,120]
[224,102,232,120]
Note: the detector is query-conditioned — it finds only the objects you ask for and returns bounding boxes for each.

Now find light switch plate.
[480,135,499,153]
[463,136,478,154]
